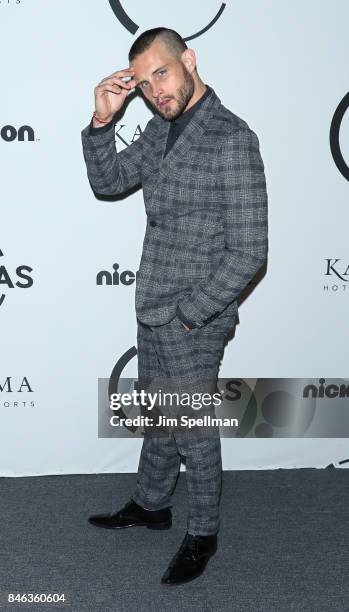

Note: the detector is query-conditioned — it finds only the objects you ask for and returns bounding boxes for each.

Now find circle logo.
[330,92,349,182]
[108,0,226,41]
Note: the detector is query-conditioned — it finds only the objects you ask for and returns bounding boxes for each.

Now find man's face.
[131,39,195,121]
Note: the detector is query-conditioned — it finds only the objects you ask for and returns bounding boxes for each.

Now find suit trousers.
[131,308,236,536]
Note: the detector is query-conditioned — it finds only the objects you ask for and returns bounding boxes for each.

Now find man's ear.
[181,48,197,74]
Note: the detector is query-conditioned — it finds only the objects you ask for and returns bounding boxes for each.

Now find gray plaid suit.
[81,86,268,535]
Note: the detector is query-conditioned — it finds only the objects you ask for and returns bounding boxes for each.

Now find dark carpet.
[0,468,348,612]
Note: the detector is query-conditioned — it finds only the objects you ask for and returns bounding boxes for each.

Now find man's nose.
[151,84,164,99]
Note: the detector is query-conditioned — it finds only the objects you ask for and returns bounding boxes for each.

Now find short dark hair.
[128,27,187,63]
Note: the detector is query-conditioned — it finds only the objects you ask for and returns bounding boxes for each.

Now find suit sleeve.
[177,127,268,328]
[81,114,157,196]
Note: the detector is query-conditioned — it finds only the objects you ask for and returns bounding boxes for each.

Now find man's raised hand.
[93,67,137,126]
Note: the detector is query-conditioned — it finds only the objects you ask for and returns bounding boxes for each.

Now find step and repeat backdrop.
[1,0,349,476]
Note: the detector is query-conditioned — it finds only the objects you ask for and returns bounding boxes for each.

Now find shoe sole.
[88,519,172,530]
[146,521,172,530]
[160,550,216,586]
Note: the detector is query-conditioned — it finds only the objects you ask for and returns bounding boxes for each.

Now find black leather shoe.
[88,499,172,530]
[161,531,217,585]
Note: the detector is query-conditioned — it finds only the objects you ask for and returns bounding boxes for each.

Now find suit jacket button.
[150,220,157,227]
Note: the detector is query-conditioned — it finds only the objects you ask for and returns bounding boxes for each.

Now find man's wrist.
[89,116,115,136]
[92,115,114,129]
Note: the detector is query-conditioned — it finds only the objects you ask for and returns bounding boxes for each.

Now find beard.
[154,64,195,121]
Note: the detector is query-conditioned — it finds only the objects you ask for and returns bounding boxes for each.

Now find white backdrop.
[1,0,348,476]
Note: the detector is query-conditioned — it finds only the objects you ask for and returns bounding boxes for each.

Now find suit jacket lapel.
[151,87,221,191]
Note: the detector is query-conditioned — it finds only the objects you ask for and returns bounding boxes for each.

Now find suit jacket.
[81,86,268,328]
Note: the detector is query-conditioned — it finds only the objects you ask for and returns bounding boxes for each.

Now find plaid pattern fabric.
[81,86,268,329]
[131,311,236,536]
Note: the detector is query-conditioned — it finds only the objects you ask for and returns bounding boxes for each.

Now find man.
[81,27,268,586]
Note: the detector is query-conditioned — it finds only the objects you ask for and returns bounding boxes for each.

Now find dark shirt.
[163,84,211,156]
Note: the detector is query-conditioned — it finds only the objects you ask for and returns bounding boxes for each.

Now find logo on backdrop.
[0,0,21,6]
[0,249,33,306]
[96,263,136,286]
[0,376,35,409]
[323,258,349,292]
[107,0,227,41]
[1,125,35,142]
[114,123,143,148]
[0,377,33,393]
[330,92,349,182]
[303,379,349,399]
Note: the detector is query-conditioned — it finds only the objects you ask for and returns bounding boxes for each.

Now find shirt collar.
[171,84,212,127]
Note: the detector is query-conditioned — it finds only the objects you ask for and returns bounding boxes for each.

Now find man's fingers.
[99,68,134,84]
[126,77,137,88]
[95,78,131,94]
[98,86,122,95]
[97,78,128,89]
[97,86,126,96]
